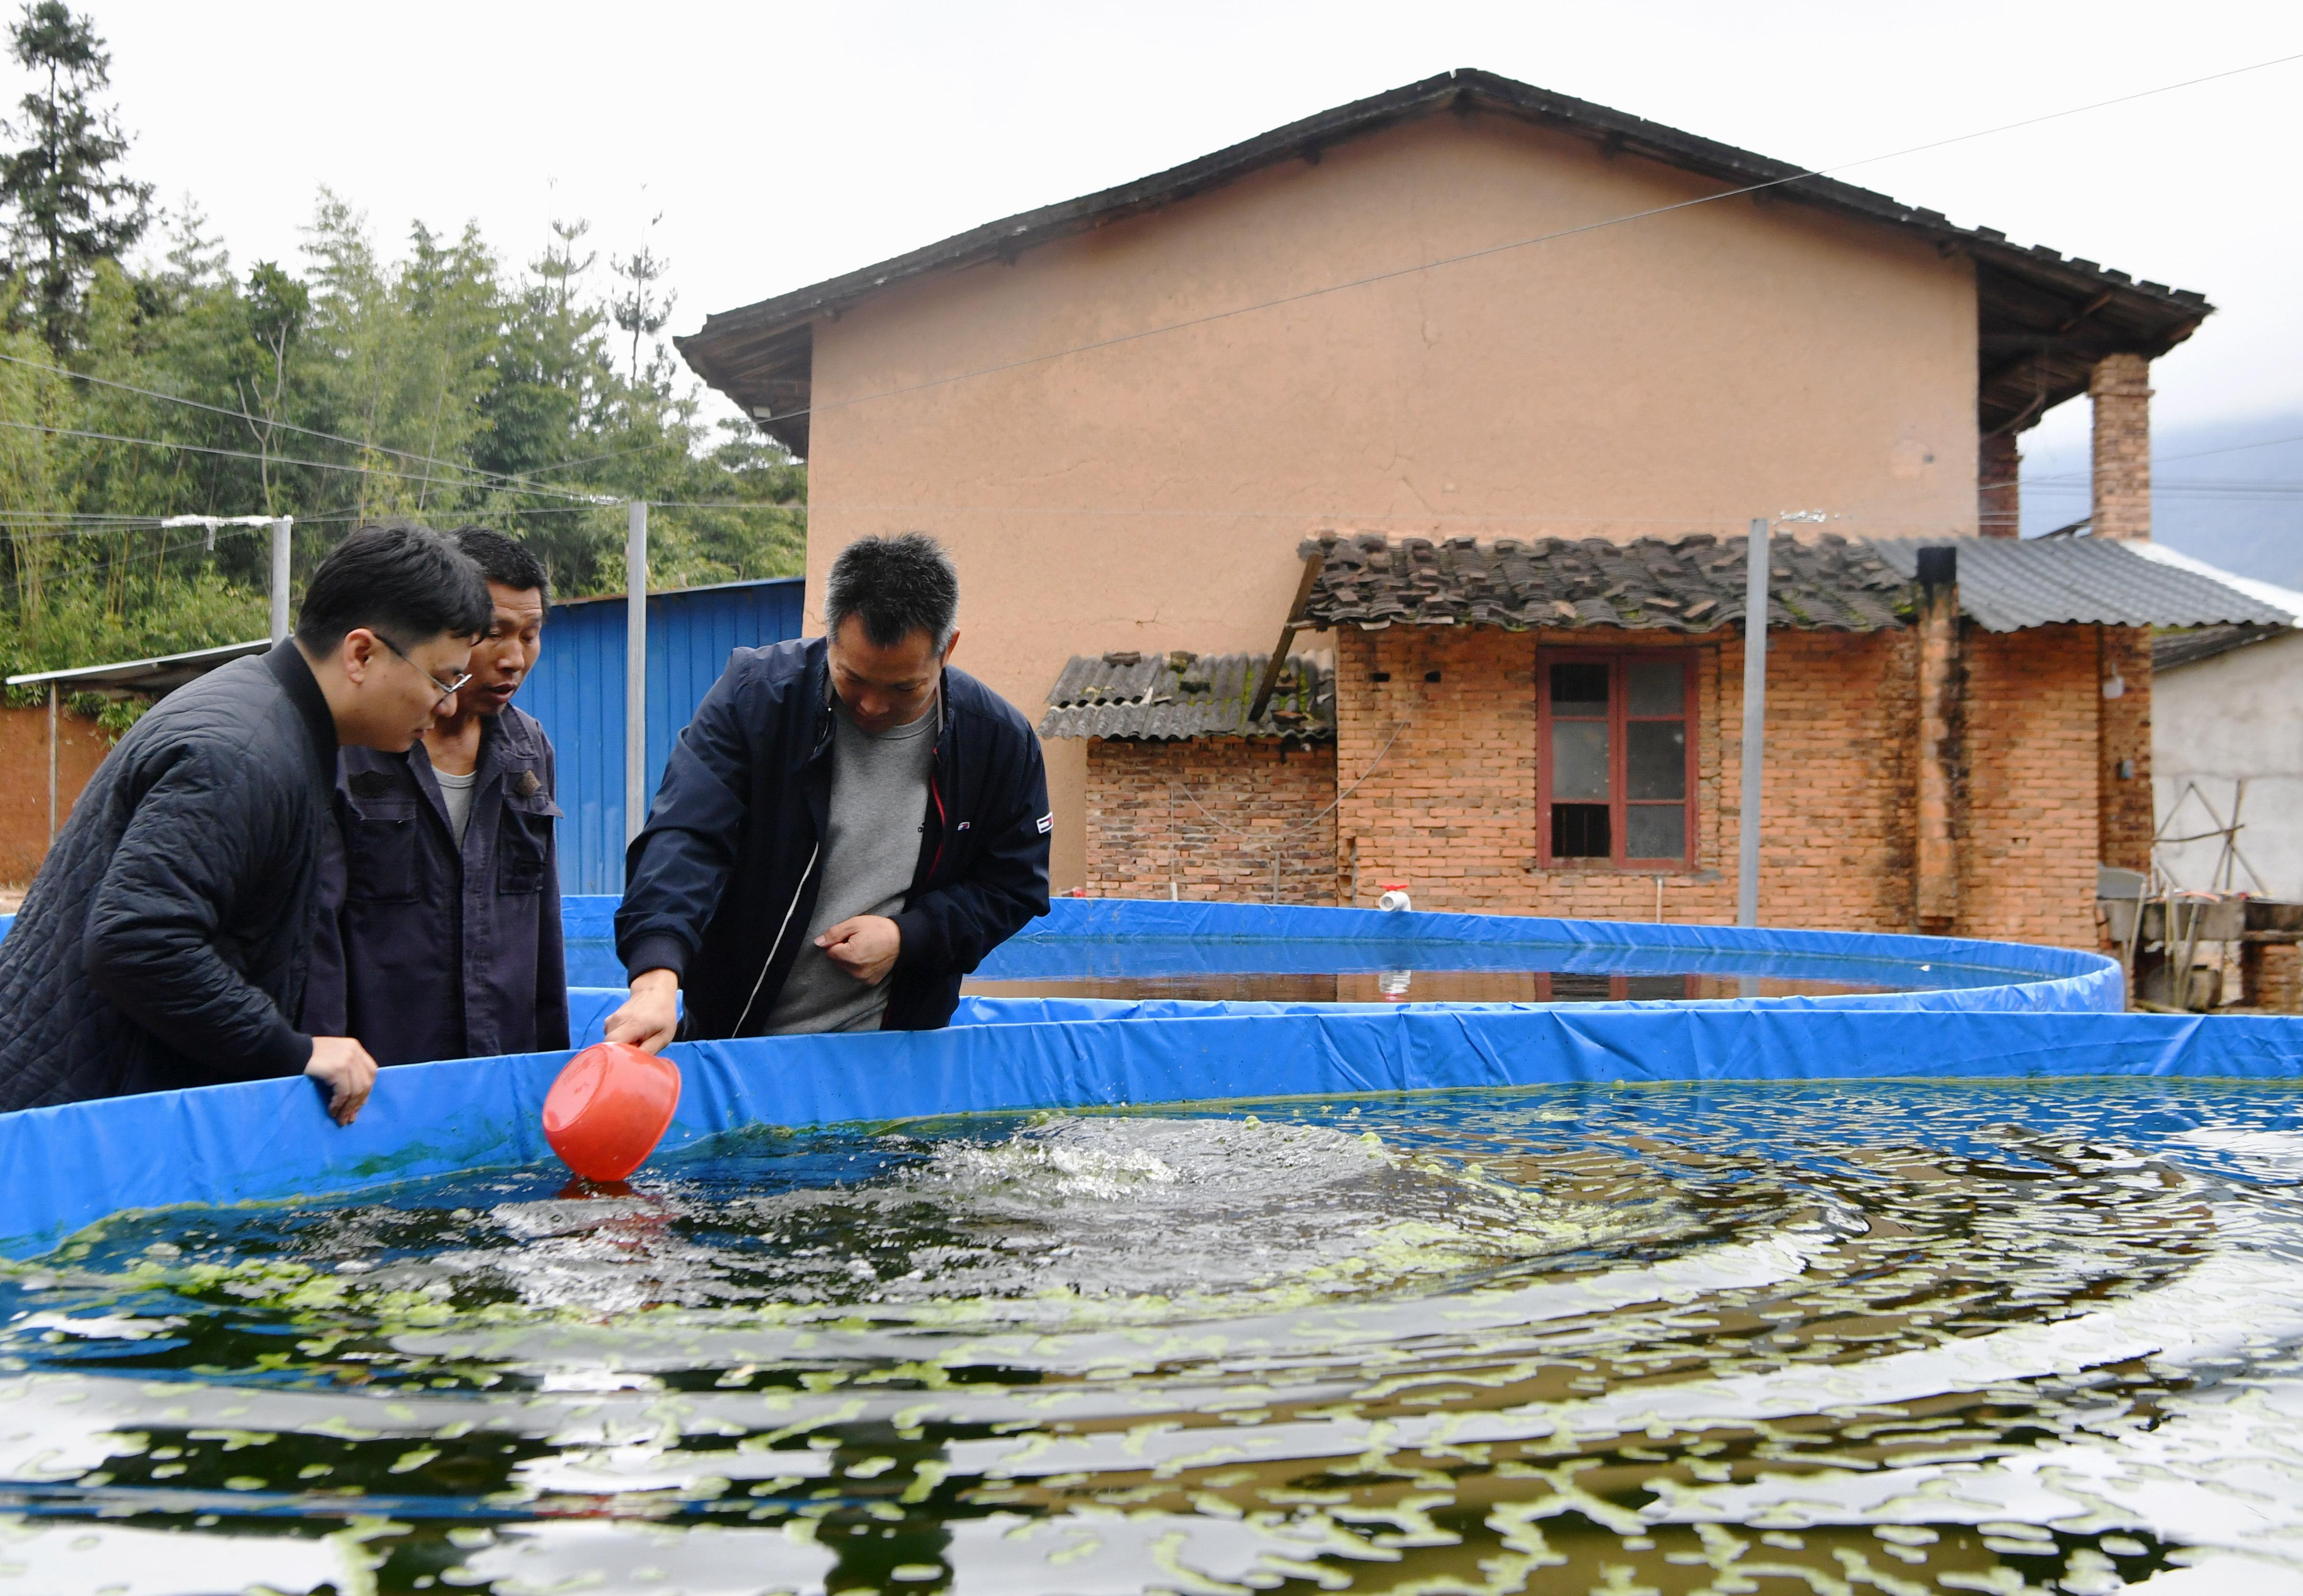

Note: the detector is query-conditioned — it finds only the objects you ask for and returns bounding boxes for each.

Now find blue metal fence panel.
[518,578,806,893]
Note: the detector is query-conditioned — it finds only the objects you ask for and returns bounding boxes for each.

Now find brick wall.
[1326,624,1926,930]
[1081,736,1337,903]
[1077,618,2108,948]
[2097,626,2154,873]
[1959,624,2101,945]
[0,705,110,886]
[1979,430,2021,539]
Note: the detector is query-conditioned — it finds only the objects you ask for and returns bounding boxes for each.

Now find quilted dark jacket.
[0,642,339,1112]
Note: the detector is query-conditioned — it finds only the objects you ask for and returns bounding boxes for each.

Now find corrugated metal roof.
[2153,624,2291,673]
[5,638,269,691]
[1041,651,1334,741]
[1869,538,2292,633]
[2126,540,2303,622]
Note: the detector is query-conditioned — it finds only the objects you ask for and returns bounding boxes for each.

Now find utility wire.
[760,50,2303,431]
[0,351,611,502]
[0,418,613,502]
[516,441,683,477]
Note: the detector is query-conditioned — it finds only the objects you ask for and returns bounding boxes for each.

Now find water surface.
[6,1081,2300,1593]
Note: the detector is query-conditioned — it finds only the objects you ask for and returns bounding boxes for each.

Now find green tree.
[610,216,673,388]
[0,0,150,353]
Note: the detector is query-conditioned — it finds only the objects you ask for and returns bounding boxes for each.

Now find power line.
[24,521,270,587]
[0,351,613,502]
[762,50,2303,431]
[2030,437,2303,487]
[516,441,682,477]
[0,417,612,502]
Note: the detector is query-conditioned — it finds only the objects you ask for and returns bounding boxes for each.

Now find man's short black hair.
[295,523,492,652]
[824,533,958,650]
[451,525,550,605]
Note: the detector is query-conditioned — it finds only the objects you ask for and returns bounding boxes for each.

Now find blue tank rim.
[565,894,2124,1015]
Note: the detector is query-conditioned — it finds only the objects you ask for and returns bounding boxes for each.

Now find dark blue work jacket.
[305,705,570,1066]
[616,637,1050,1036]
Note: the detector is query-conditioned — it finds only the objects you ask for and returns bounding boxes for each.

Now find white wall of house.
[2156,629,2303,898]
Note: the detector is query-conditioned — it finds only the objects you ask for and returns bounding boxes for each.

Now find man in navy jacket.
[306,528,569,1065]
[607,535,1048,1047]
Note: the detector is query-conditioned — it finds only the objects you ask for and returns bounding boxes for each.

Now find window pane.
[1626,658,1684,717]
[1550,720,1610,801]
[1549,661,1609,716]
[1552,803,1610,858]
[1626,722,1687,799]
[1625,803,1685,860]
[1623,975,1691,1000]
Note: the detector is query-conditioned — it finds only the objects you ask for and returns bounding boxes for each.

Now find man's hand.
[605,969,681,1054]
[818,915,901,986]
[305,1036,378,1125]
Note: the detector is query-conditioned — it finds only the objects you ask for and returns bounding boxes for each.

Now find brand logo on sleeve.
[1036,813,1053,834]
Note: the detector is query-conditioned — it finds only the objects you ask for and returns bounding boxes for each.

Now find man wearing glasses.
[0,524,491,1122]
[306,528,569,1067]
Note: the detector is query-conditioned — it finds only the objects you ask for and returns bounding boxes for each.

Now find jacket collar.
[807,643,953,766]
[265,640,338,790]
[405,707,536,820]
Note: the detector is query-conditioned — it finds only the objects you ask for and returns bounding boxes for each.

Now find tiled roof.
[1041,651,1334,741]
[1869,538,2293,633]
[1297,533,1910,633]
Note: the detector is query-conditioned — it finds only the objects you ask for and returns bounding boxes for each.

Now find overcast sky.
[45,0,2303,474]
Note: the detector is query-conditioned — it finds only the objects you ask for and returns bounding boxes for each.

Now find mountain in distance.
[2020,410,2303,586]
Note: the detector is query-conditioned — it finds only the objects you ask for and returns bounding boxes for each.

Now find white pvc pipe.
[269,517,292,643]
[625,501,648,849]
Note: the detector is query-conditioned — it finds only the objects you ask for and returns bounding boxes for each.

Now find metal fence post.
[1736,516,1769,928]
[269,517,293,643]
[625,501,648,848]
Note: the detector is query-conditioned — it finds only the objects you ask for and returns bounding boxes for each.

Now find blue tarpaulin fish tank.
[2,898,2299,1594]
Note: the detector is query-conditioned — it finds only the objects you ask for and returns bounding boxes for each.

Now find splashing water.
[4,1081,2303,1593]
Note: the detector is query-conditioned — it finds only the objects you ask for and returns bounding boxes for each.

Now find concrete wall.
[0,704,111,885]
[2154,632,2303,898]
[801,110,1981,889]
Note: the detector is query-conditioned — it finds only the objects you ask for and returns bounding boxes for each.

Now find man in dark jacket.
[0,525,492,1122]
[607,534,1049,1048]
[305,528,569,1065]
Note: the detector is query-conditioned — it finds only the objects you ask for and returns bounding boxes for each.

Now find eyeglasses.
[377,633,474,707]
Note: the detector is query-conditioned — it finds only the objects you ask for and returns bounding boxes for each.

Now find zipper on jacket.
[926,776,947,883]
[734,841,819,1034]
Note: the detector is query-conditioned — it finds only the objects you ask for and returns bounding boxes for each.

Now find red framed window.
[1537,650,1696,868]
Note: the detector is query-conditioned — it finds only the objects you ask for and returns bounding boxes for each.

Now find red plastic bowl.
[541,1043,682,1183]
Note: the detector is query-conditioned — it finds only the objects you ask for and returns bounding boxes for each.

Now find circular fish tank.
[5,898,2298,1594]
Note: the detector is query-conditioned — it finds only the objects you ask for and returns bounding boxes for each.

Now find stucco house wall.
[2155,631,2303,899]
[799,112,1981,889]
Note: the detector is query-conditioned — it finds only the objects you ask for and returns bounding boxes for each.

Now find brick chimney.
[1912,546,1963,933]
[1978,431,2020,539]
[2089,353,2152,540]
[2088,351,2154,875]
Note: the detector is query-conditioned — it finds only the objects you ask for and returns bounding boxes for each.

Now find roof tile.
[1042,651,1335,741]
[1297,532,1910,633]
